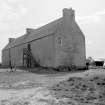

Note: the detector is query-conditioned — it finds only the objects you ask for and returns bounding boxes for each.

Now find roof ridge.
[3,17,63,50]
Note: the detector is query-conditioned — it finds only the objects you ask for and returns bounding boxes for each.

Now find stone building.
[2,8,86,69]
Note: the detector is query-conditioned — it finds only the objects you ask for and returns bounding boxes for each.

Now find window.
[58,37,62,46]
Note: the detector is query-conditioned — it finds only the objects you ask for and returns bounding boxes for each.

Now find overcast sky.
[0,0,105,62]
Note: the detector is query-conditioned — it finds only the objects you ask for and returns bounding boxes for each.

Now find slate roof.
[4,18,63,50]
[3,34,27,50]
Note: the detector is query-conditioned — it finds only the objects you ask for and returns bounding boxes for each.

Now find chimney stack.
[9,38,15,43]
[26,28,32,34]
[63,8,75,19]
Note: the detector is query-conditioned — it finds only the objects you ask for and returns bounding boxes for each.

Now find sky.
[0,0,105,62]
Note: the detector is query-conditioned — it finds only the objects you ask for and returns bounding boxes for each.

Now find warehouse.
[2,8,86,69]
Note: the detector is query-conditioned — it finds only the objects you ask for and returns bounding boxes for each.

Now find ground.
[0,68,105,105]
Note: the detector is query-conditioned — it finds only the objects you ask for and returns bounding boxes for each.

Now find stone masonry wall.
[55,8,86,68]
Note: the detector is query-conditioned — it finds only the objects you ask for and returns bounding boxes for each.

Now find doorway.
[26,43,31,68]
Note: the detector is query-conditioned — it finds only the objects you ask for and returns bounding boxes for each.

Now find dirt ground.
[0,68,105,105]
